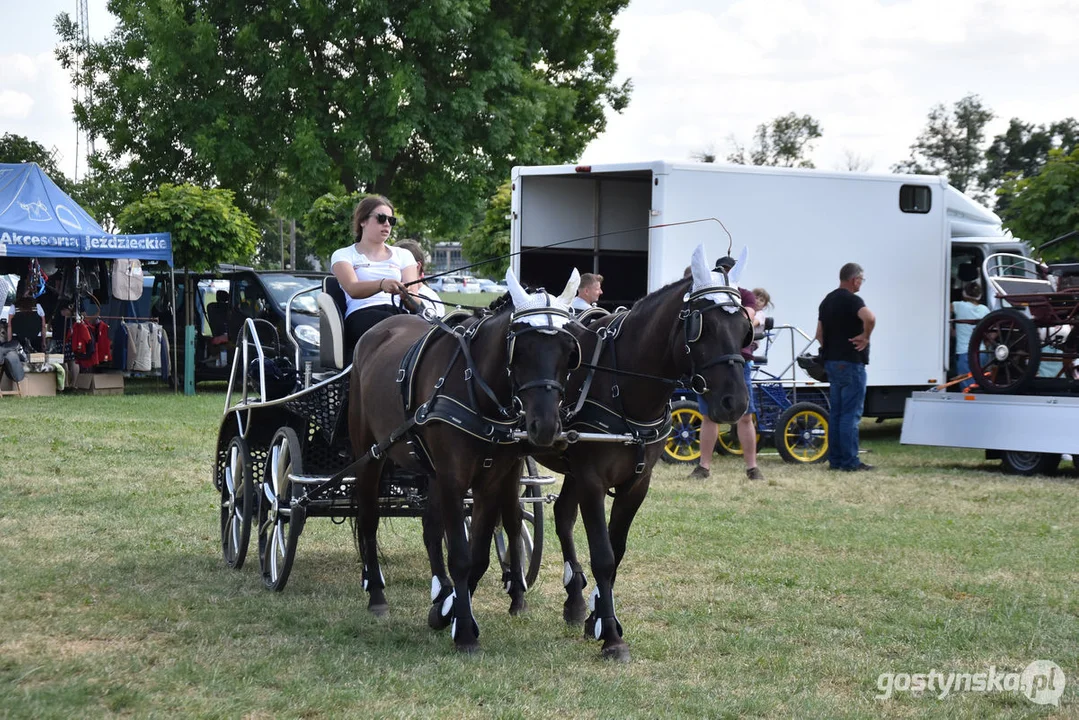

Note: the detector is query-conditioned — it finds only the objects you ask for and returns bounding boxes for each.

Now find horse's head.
[504,268,582,447]
[679,245,753,423]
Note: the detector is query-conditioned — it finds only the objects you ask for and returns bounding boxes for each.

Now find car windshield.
[261,275,321,314]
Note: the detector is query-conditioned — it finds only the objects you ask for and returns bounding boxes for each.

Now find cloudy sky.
[3,0,1077,181]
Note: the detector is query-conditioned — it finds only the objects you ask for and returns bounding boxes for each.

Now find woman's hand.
[380,278,408,296]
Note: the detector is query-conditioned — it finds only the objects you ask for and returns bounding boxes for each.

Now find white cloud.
[0,90,35,119]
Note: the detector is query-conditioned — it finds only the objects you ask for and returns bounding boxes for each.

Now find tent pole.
[171,265,179,394]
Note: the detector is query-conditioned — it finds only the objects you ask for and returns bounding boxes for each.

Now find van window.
[899,185,931,213]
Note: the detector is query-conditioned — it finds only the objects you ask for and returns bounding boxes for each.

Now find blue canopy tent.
[0,162,172,263]
[0,162,178,391]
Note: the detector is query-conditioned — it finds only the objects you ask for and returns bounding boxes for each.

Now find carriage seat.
[751,316,773,365]
[318,276,348,370]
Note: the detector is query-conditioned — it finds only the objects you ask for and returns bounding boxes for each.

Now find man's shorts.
[697,360,755,417]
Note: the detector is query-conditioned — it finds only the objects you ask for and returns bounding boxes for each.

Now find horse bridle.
[505,299,582,411]
[679,284,752,395]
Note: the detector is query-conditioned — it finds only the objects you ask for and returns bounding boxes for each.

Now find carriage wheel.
[220,436,255,569]
[495,459,545,589]
[258,427,305,591]
[1000,451,1061,476]
[775,403,829,464]
[662,400,704,464]
[968,309,1041,394]
[716,414,760,456]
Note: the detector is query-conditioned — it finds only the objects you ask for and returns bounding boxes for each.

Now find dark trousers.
[824,360,866,470]
[344,305,406,359]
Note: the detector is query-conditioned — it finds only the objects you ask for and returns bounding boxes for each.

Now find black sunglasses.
[371,213,397,227]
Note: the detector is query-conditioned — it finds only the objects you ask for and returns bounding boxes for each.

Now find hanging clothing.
[114,321,129,371]
[132,322,152,372]
[148,322,162,371]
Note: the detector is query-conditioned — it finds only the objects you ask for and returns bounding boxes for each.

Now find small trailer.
[900,390,1077,475]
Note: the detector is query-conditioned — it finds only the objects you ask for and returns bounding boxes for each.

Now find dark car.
[152,267,326,384]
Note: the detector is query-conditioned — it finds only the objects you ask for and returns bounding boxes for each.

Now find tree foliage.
[997,148,1079,259]
[462,183,511,278]
[117,184,259,272]
[301,192,363,264]
[0,133,72,193]
[725,113,823,168]
[892,94,993,193]
[981,118,1078,211]
[55,0,631,236]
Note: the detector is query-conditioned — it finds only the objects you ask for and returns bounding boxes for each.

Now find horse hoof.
[455,642,481,655]
[601,643,631,663]
[428,604,451,630]
[368,603,389,618]
[564,599,587,625]
[509,597,528,616]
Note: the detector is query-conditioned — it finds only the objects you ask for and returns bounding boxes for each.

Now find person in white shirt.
[393,239,445,318]
[952,281,990,389]
[570,272,603,312]
[331,195,420,354]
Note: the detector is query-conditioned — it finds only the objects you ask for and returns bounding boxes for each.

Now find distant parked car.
[478,279,507,294]
[443,275,480,294]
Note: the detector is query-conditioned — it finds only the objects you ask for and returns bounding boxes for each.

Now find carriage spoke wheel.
[220,436,254,569]
[662,400,704,464]
[968,309,1041,394]
[258,427,305,591]
[716,414,760,456]
[775,403,829,464]
[494,458,545,589]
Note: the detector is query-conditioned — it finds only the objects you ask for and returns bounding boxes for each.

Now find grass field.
[1,385,1077,718]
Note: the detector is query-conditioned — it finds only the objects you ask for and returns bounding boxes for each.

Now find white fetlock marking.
[379,568,386,587]
[519,571,528,593]
[441,590,455,618]
[363,576,368,591]
[431,576,442,603]
[588,587,599,612]
[563,562,573,587]
[504,580,511,594]
[594,618,603,640]
[451,617,457,640]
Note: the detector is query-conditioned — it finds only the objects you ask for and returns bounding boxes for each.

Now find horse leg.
[608,472,651,583]
[464,490,496,599]
[356,462,388,616]
[577,473,630,662]
[554,473,588,624]
[422,495,453,630]
[437,475,480,652]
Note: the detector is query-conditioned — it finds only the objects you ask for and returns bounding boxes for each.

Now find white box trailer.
[510,160,1027,417]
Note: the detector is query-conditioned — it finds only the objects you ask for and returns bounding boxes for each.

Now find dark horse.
[348,271,580,652]
[530,245,752,661]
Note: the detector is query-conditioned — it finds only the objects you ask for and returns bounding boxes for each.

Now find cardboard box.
[0,371,58,397]
[74,373,125,396]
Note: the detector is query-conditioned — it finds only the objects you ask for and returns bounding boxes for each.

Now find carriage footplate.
[520,471,556,487]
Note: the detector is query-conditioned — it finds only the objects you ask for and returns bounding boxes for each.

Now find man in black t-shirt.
[816,263,876,472]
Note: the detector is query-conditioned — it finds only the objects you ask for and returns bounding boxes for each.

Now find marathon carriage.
[663,319,831,465]
[968,243,1079,394]
[213,277,557,594]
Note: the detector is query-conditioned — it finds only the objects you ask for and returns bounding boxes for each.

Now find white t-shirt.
[952,300,990,353]
[330,244,417,317]
[416,284,445,318]
[570,296,592,312]
[1,304,45,321]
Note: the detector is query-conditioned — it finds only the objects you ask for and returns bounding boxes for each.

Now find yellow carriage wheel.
[662,400,704,464]
[776,402,829,464]
[715,414,760,456]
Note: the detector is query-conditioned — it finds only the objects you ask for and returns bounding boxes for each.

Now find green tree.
[997,147,1079,259]
[0,133,72,193]
[892,94,993,194]
[301,192,363,263]
[462,183,512,278]
[980,118,1079,211]
[55,0,630,236]
[724,113,823,168]
[69,156,143,232]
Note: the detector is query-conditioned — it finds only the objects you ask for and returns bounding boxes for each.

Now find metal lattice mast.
[74,0,94,180]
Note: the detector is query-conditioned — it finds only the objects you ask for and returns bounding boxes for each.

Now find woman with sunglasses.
[331,195,420,354]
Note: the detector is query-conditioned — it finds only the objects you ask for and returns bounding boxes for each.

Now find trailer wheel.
[776,403,829,464]
[969,309,1041,394]
[716,414,760,456]
[1000,451,1060,476]
[662,400,704,464]
[258,427,305,591]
